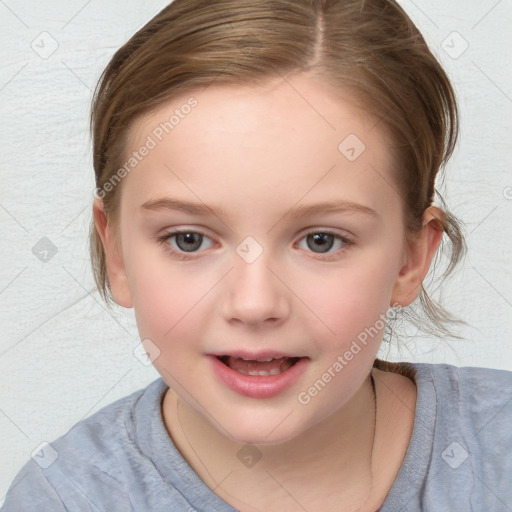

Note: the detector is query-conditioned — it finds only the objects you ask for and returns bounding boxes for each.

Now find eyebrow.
[141,198,378,220]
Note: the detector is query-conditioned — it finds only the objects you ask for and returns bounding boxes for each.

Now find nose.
[222,250,290,328]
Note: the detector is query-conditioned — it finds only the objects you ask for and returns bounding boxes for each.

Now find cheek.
[295,251,401,349]
[131,270,212,340]
[127,260,215,381]
[122,238,209,340]
[291,258,397,417]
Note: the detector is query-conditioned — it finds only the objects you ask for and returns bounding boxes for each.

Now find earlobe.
[391,207,444,307]
[92,199,133,308]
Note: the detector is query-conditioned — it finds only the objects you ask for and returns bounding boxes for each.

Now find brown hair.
[90,0,465,339]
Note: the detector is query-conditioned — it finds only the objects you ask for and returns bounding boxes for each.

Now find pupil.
[176,233,202,252]
[307,233,334,253]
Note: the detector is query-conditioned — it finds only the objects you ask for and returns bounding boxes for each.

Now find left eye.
[297,232,349,254]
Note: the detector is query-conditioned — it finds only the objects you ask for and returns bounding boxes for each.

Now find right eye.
[157,230,215,256]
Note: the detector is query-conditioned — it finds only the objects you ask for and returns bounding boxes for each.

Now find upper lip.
[209,350,306,360]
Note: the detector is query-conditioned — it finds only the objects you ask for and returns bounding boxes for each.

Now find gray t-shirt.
[2,362,511,511]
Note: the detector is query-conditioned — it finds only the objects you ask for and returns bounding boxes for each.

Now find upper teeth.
[240,357,275,362]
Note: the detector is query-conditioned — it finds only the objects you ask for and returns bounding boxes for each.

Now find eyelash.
[156,229,354,261]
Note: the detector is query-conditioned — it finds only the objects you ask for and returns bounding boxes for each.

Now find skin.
[94,72,443,511]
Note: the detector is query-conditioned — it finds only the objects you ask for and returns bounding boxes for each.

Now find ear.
[92,199,133,308]
[391,206,444,307]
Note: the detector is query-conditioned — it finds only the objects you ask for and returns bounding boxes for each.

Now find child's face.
[109,73,412,444]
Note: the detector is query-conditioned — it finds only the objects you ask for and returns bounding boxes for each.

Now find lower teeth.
[240,368,282,376]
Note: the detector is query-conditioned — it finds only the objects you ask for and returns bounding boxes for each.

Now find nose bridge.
[223,241,289,325]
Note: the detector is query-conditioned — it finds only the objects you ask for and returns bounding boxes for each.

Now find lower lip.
[208,355,309,399]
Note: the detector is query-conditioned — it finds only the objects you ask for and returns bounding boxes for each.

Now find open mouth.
[210,353,309,398]
[217,355,302,376]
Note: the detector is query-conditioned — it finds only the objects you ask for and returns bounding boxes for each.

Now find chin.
[214,409,313,447]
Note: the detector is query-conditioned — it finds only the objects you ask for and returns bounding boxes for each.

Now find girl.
[3,0,511,510]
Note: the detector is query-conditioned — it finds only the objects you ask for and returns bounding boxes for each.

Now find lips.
[209,353,308,398]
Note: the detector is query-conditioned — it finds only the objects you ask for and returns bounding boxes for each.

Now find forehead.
[121,73,399,219]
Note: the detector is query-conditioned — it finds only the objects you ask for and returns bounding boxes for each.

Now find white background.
[1,0,511,502]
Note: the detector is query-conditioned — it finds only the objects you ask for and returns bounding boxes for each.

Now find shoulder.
[48,377,164,464]
[408,362,512,449]
[380,362,512,511]
[1,378,168,511]
[422,360,512,389]
[419,362,512,428]
[377,359,512,423]
[419,363,511,508]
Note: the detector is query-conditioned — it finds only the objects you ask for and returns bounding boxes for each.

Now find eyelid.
[299,223,355,236]
[158,226,216,240]
[295,227,354,243]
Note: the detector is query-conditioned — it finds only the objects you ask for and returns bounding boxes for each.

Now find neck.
[162,370,378,509]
